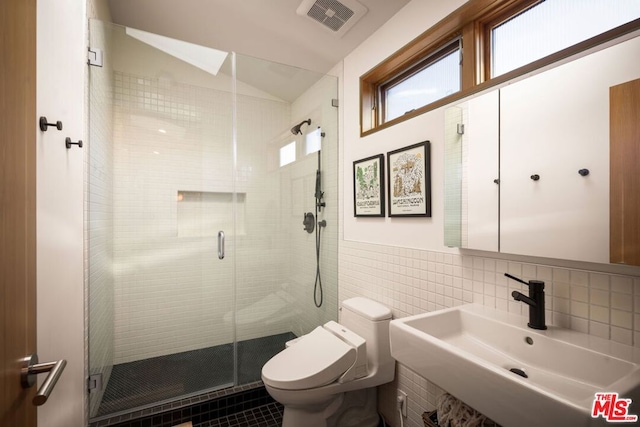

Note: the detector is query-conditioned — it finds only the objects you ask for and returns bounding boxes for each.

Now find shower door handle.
[218,230,225,260]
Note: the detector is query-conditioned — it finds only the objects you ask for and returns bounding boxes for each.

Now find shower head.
[291,119,311,135]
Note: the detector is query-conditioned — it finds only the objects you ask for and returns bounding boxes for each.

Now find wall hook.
[39,117,62,132]
[530,174,540,181]
[578,169,590,176]
[65,137,83,149]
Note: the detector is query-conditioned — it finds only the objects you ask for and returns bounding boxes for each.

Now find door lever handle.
[21,354,67,406]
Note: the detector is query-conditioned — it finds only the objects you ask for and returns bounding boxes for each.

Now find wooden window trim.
[379,37,461,123]
[360,0,640,137]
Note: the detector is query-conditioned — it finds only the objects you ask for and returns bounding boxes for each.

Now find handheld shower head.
[291,118,311,135]
[315,169,322,200]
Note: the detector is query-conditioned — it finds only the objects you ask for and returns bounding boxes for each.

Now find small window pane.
[279,141,296,167]
[385,47,461,122]
[305,128,322,155]
[492,0,640,77]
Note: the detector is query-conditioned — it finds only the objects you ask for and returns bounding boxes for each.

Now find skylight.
[125,27,228,76]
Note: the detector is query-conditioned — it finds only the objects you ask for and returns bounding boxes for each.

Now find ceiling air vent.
[297,0,368,37]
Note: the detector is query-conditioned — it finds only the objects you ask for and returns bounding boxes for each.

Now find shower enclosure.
[87,20,339,421]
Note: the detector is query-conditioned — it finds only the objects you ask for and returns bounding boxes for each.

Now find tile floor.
[195,402,283,427]
[96,332,295,418]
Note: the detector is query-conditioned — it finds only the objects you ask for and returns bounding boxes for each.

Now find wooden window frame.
[379,37,462,123]
[360,0,640,136]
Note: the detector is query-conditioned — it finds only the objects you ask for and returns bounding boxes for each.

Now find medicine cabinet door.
[500,35,640,263]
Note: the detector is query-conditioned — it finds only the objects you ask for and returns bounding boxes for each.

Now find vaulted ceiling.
[108,0,409,75]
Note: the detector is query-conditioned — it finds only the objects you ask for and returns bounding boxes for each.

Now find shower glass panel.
[87,20,339,422]
[233,55,339,382]
[87,20,235,418]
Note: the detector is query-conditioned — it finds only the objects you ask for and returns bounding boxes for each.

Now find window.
[305,127,322,155]
[491,0,640,77]
[359,0,640,135]
[382,40,461,122]
[279,141,296,167]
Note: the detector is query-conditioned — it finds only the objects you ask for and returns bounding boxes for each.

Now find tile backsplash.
[338,240,640,426]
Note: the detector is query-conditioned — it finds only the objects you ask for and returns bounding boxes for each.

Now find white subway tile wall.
[111,70,300,363]
[288,75,340,337]
[86,26,340,413]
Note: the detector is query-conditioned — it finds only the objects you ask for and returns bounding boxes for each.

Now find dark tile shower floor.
[97,332,296,417]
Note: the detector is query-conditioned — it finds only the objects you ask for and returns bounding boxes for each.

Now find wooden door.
[0,0,38,426]
[610,78,640,266]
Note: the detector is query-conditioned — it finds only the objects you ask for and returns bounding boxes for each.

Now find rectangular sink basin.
[390,304,640,426]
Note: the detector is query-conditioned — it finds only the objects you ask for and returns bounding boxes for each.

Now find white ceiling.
[108,0,410,100]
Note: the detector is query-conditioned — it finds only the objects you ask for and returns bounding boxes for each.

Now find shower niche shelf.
[177,190,246,237]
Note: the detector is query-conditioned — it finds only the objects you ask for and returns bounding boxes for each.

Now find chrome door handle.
[21,354,67,406]
[218,230,225,259]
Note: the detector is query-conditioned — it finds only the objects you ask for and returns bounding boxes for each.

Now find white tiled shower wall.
[224,70,341,351]
[111,71,294,363]
[288,74,340,338]
[87,23,341,389]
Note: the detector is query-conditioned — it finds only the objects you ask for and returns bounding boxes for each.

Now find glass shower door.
[88,19,340,423]
[87,20,236,419]
[232,54,340,384]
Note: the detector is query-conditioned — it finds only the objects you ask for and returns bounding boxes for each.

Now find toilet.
[261,297,394,427]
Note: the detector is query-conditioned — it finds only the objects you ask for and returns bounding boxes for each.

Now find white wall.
[37,0,86,426]
[342,0,468,250]
[338,1,640,426]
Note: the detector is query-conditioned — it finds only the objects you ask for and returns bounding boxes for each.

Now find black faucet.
[505,273,547,330]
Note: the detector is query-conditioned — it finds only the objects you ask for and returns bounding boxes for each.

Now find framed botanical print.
[353,154,385,217]
[387,141,431,217]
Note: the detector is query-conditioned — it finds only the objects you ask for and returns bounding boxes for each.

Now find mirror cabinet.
[445,34,640,266]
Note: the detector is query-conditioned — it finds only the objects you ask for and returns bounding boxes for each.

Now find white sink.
[390,304,640,426]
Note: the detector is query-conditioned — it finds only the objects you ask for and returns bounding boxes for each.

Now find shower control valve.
[303,212,315,234]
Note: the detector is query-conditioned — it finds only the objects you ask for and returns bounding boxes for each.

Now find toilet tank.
[340,297,394,381]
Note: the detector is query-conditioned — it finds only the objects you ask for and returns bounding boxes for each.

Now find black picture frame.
[353,154,385,217]
[387,141,431,217]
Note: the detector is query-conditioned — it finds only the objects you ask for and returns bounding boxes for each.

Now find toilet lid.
[261,326,356,390]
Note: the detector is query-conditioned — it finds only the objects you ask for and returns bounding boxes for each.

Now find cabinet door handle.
[21,354,67,406]
[578,168,590,176]
[530,174,540,181]
[218,230,225,260]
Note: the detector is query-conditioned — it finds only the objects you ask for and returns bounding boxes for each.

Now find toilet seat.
[261,326,356,390]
